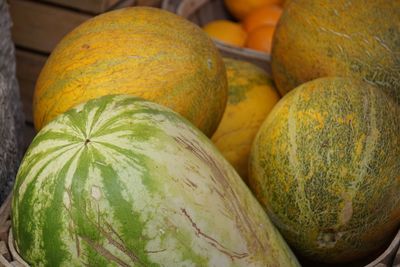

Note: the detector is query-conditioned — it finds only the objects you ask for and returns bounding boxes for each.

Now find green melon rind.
[249,77,400,263]
[13,94,300,267]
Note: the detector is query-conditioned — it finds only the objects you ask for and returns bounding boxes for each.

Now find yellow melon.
[271,0,400,104]
[212,58,279,182]
[33,7,227,137]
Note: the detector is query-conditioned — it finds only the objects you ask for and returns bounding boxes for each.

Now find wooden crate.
[136,0,162,7]
[15,50,47,124]
[40,0,162,12]
[40,0,122,14]
[9,0,92,53]
[10,0,162,54]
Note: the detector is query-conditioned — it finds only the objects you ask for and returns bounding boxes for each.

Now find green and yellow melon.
[212,58,279,182]
[13,94,300,267]
[33,7,227,137]
[249,77,400,264]
[271,0,400,104]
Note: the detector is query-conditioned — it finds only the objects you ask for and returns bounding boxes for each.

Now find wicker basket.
[0,192,399,267]
[365,232,400,267]
[0,194,28,267]
[161,0,271,72]
[393,245,400,267]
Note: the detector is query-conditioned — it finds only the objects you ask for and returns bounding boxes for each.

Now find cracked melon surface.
[271,0,400,104]
[249,77,400,264]
[12,95,299,267]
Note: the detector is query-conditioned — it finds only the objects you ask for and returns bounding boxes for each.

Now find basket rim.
[365,228,400,267]
[161,0,271,62]
[213,39,270,61]
[8,230,29,267]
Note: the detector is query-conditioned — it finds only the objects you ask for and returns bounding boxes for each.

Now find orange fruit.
[242,5,282,33]
[245,25,275,53]
[224,0,283,20]
[203,20,247,47]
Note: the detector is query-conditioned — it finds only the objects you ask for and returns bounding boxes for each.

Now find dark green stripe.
[13,145,82,264]
[42,148,84,266]
[94,147,156,266]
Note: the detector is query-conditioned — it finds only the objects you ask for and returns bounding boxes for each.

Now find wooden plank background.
[15,50,47,123]
[40,0,122,14]
[9,0,92,53]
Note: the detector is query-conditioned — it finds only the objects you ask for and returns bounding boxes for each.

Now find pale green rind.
[12,94,300,267]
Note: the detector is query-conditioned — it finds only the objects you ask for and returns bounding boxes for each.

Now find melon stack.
[6,0,400,266]
[10,6,300,267]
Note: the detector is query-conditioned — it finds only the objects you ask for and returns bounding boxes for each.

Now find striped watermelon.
[12,95,299,267]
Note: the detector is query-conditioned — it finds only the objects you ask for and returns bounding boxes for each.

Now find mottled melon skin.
[271,0,400,104]
[249,77,400,264]
[212,58,279,182]
[33,7,227,137]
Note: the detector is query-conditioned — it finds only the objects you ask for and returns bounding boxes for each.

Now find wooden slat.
[111,0,136,9]
[9,0,138,54]
[15,49,48,123]
[136,0,162,7]
[9,0,91,53]
[40,0,122,14]
[22,123,36,151]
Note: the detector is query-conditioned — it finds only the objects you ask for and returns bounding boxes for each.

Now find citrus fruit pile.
[203,0,284,53]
